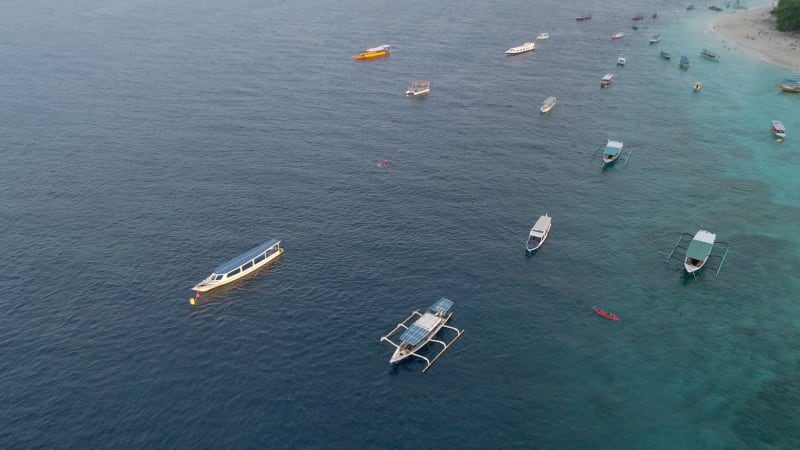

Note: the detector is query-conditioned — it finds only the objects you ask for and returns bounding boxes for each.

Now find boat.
[505,41,535,55]
[687,4,696,10]
[709,5,723,11]
[660,50,672,60]
[611,32,625,40]
[632,14,644,21]
[406,80,431,96]
[576,14,592,21]
[600,73,615,87]
[632,24,639,30]
[617,55,626,66]
[653,12,658,18]
[540,96,557,113]
[649,34,661,44]
[680,55,689,69]
[593,306,620,321]
[771,120,786,139]
[526,213,552,252]
[784,76,800,82]
[779,81,800,93]
[684,230,716,274]
[701,49,720,61]
[353,45,391,61]
[537,32,549,40]
[191,239,283,292]
[380,298,465,373]
[602,139,624,165]
[694,81,703,92]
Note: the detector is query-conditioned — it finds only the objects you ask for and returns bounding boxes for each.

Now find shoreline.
[709,6,800,72]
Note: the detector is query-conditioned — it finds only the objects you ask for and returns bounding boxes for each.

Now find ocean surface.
[1,0,799,448]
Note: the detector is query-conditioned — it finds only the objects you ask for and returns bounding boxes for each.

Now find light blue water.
[1,0,799,448]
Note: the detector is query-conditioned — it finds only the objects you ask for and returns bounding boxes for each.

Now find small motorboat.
[684,230,716,274]
[593,306,620,321]
[540,96,557,113]
[602,139,624,165]
[537,32,549,40]
[576,14,592,21]
[694,81,703,92]
[701,48,720,61]
[632,14,644,21]
[680,55,689,69]
[601,73,615,87]
[660,50,672,60]
[617,55,626,66]
[771,120,786,139]
[526,213,552,252]
[611,32,625,40]
[649,34,661,44]
[406,80,431,96]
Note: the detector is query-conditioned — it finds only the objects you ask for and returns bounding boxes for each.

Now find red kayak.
[593,306,620,321]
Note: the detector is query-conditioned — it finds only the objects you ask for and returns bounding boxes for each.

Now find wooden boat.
[505,41,535,55]
[694,81,703,92]
[701,49,720,61]
[406,80,431,96]
[684,230,716,274]
[617,55,626,66]
[353,45,391,61]
[192,239,283,292]
[380,298,464,372]
[771,120,786,139]
[602,139,624,165]
[632,14,644,21]
[593,306,620,321]
[660,50,672,60]
[526,214,552,252]
[540,96,557,113]
[601,73,615,87]
[611,32,625,40]
[537,32,549,40]
[680,55,689,69]
[779,81,800,93]
[576,14,592,21]
[649,34,661,44]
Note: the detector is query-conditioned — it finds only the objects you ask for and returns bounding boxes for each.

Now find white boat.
[380,298,464,372]
[540,96,557,113]
[611,32,625,40]
[771,120,786,139]
[649,34,661,44]
[617,55,626,66]
[684,230,716,273]
[526,213,552,252]
[537,32,549,40]
[192,239,283,292]
[603,139,624,165]
[601,73,615,87]
[406,80,431,96]
[505,42,535,55]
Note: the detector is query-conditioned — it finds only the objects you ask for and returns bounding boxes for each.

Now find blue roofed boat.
[603,139,624,165]
[192,239,283,292]
[381,297,465,372]
[684,230,715,273]
[680,55,689,69]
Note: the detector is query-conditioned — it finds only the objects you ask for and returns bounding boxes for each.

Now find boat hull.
[388,319,448,364]
[354,50,390,60]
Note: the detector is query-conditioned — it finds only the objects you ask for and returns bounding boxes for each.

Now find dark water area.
[1,0,799,448]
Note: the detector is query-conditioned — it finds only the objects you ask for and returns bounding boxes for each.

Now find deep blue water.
[2,0,799,448]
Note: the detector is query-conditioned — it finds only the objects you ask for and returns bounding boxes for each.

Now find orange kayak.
[593,306,620,321]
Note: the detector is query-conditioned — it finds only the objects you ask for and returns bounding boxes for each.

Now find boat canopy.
[686,231,715,260]
[772,120,786,132]
[213,239,281,274]
[400,313,439,345]
[431,297,454,315]
[365,45,390,52]
[604,140,623,156]
[532,215,551,234]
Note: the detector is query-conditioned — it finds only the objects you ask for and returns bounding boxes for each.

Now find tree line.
[774,0,800,31]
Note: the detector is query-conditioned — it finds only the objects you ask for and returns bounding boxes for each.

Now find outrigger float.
[380,298,464,373]
[666,230,729,277]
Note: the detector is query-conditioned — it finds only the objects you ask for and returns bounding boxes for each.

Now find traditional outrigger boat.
[617,55,626,66]
[537,32,550,40]
[771,120,786,139]
[353,45,391,61]
[540,96,557,113]
[380,298,464,373]
[526,213,552,252]
[683,230,716,274]
[602,140,624,165]
[779,81,800,93]
[406,80,431,96]
[601,73,615,87]
[505,41,535,55]
[192,239,283,292]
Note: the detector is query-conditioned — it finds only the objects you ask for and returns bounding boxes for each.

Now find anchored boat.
[601,73,615,87]
[603,140,624,165]
[593,306,620,321]
[540,96,557,113]
[380,298,464,373]
[505,41,535,55]
[353,45,391,61]
[526,213,552,252]
[684,230,716,274]
[771,120,786,139]
[701,49,720,61]
[406,80,431,96]
[779,81,800,93]
[617,55,626,66]
[649,34,661,44]
[192,239,283,292]
[680,55,689,69]
[576,14,592,21]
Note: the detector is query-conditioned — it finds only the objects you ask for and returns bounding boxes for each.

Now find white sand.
[710,6,800,72]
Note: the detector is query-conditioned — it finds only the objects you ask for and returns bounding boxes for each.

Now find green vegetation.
[773,0,800,31]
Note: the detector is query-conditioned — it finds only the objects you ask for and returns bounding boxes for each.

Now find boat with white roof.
[191,239,283,292]
[406,80,431,96]
[505,42,535,55]
[537,32,549,40]
[602,140,624,165]
[381,298,464,373]
[771,120,786,139]
[540,96,557,113]
[526,213,552,252]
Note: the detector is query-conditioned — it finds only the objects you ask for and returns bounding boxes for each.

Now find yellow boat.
[354,45,390,61]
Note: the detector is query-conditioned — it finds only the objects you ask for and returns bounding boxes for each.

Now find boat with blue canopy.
[381,298,464,373]
[192,239,283,292]
[603,139,624,165]
[680,55,689,69]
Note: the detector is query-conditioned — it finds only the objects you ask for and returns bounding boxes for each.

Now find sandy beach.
[710,6,800,72]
